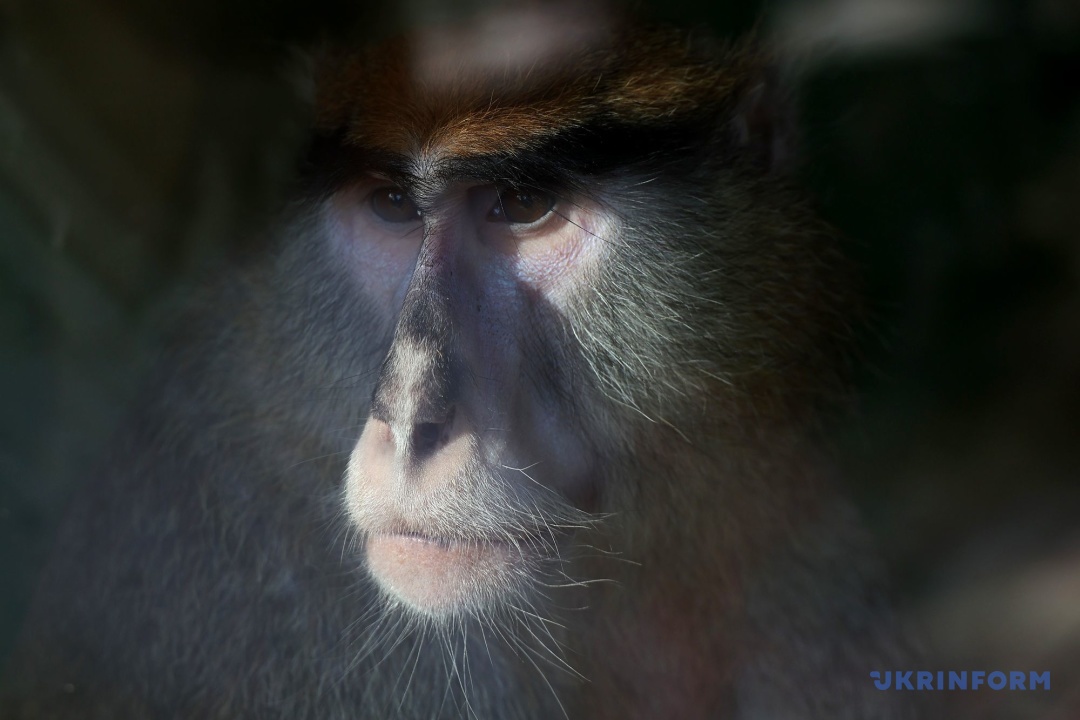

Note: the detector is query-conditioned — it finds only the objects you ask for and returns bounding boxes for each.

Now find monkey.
[1,8,926,720]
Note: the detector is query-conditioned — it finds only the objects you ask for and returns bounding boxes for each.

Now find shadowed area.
[0,0,1078,717]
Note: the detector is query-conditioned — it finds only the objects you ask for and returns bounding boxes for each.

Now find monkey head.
[311,12,852,623]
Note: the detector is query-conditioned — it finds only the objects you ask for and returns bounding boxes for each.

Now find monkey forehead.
[312,18,759,163]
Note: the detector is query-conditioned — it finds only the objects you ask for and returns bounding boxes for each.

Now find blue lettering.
[871,671,891,690]
[867,668,1052,692]
[1030,671,1050,690]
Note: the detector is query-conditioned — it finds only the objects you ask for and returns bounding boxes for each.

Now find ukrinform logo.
[871,671,1051,691]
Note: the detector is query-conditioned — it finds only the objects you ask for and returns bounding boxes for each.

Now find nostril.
[409,406,455,459]
[412,422,442,457]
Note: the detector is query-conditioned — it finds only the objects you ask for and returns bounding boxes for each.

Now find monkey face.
[338,174,611,618]
[312,12,847,625]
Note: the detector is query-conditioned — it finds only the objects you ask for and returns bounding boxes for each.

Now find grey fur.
[1,30,928,720]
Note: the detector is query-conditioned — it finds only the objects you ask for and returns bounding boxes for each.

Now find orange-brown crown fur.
[313,21,764,163]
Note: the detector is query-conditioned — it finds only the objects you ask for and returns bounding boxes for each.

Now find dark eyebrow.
[300,112,714,201]
[430,118,711,192]
[301,132,584,200]
[435,114,716,188]
[432,153,580,193]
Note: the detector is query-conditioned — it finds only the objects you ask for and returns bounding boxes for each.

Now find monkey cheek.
[365,534,521,616]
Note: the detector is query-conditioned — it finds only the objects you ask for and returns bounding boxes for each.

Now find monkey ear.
[730,66,797,174]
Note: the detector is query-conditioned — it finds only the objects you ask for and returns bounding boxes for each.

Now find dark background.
[1,0,1078,715]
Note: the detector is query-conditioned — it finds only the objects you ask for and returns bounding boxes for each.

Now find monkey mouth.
[392,530,457,548]
[364,529,539,616]
[345,417,585,617]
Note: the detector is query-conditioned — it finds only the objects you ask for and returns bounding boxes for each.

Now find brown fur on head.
[313,18,770,163]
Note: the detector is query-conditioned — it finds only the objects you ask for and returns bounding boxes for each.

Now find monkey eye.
[488,187,555,225]
[370,187,421,223]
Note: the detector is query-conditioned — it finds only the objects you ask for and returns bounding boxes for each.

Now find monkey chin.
[365,532,529,618]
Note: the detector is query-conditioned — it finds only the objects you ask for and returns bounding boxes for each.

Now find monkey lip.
[365,531,534,615]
